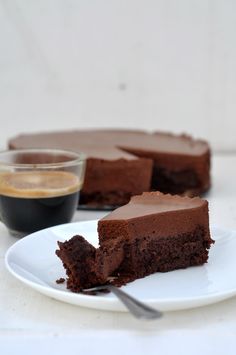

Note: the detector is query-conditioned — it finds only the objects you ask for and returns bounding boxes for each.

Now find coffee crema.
[0,171,82,235]
[0,171,81,198]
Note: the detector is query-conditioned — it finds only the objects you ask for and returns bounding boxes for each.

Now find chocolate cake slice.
[56,192,214,291]
[9,129,210,207]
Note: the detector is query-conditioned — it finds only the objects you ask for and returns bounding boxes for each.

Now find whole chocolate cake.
[9,130,211,208]
[56,192,214,291]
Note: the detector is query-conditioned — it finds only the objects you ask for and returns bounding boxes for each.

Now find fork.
[83,284,163,320]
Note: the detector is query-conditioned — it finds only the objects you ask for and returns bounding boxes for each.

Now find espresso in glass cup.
[0,149,86,237]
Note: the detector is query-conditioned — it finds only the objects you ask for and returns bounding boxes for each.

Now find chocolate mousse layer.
[98,192,210,243]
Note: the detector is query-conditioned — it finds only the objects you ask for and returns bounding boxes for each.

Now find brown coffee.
[0,171,81,235]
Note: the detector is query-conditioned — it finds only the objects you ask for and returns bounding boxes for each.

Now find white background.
[1,0,236,151]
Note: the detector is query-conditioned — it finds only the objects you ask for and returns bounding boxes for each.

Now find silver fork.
[83,284,163,320]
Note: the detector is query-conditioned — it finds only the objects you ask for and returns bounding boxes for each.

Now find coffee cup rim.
[0,148,86,169]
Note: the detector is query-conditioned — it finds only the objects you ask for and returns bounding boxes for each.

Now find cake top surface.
[101,192,207,220]
[9,129,209,160]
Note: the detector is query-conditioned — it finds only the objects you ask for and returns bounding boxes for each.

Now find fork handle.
[107,285,163,320]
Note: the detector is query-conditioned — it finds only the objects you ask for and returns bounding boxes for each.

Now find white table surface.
[1,154,236,355]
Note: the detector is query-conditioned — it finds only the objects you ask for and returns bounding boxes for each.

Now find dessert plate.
[5,221,236,312]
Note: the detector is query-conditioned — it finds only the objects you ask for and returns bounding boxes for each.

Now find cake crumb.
[56,277,65,284]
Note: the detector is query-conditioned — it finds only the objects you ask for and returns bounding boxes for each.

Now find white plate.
[5,221,236,312]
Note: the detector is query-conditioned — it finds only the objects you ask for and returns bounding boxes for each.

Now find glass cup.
[0,149,86,237]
